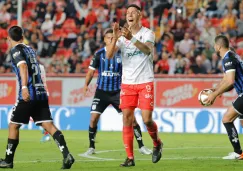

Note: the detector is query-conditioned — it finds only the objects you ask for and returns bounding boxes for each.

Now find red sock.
[44,131,49,135]
[123,126,134,159]
[146,121,161,147]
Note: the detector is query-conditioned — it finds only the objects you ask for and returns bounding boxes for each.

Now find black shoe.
[152,143,163,163]
[120,158,135,167]
[0,159,13,169]
[61,154,75,169]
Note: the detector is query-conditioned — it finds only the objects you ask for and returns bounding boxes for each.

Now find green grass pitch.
[0,130,242,171]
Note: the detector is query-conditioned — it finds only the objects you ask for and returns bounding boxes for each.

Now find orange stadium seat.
[53,29,67,38]
[236,48,243,56]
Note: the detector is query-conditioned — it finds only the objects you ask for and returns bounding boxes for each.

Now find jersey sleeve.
[11,47,26,67]
[144,30,155,44]
[89,52,100,70]
[223,57,237,73]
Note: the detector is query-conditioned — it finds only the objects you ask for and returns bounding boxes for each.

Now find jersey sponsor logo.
[127,50,143,58]
[13,51,20,58]
[101,71,120,77]
[225,62,232,67]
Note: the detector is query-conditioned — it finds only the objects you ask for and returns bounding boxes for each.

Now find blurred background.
[0,0,242,134]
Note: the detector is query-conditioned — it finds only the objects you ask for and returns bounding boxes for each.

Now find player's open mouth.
[128,19,133,22]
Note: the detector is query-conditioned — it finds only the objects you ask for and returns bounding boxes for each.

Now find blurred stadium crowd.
[0,0,243,75]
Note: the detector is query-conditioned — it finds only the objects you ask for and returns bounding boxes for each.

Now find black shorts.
[90,89,121,114]
[233,94,243,120]
[11,100,53,126]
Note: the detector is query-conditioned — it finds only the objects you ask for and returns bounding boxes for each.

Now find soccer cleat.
[40,134,51,142]
[0,159,13,169]
[152,142,163,163]
[222,152,241,159]
[139,146,152,155]
[120,158,135,167]
[84,148,95,155]
[61,153,75,169]
[238,153,243,160]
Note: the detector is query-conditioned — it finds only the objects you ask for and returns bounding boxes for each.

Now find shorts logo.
[92,105,96,110]
[146,85,152,92]
[145,94,153,99]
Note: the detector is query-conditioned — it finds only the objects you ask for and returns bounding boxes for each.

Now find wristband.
[131,37,137,44]
[22,86,27,90]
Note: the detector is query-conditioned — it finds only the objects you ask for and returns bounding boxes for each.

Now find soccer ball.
[198,89,213,106]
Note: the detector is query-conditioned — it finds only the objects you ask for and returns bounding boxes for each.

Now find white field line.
[13,147,228,164]
[15,157,222,164]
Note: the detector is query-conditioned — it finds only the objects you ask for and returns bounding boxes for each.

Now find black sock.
[89,126,97,149]
[53,131,69,158]
[224,122,242,154]
[5,139,19,163]
[133,124,144,148]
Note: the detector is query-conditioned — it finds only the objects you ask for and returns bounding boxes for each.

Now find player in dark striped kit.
[83,29,152,155]
[204,35,243,160]
[0,26,74,169]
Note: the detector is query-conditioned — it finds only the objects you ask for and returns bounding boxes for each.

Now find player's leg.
[119,84,138,167]
[133,118,152,155]
[138,82,162,163]
[0,101,31,168]
[222,95,243,160]
[111,90,151,155]
[33,100,74,169]
[85,89,109,155]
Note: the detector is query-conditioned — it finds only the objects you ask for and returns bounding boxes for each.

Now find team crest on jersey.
[117,58,121,63]
[13,51,20,58]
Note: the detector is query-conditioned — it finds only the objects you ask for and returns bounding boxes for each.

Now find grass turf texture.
[0,130,242,171]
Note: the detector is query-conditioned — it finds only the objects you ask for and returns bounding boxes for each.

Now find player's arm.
[106,23,120,59]
[121,27,154,56]
[213,71,235,97]
[83,53,99,95]
[12,48,30,101]
[213,75,234,93]
[205,57,236,104]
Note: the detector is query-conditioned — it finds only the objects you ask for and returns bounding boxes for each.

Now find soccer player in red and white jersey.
[106,4,163,167]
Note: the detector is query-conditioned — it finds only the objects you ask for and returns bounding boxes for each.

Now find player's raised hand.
[113,22,121,39]
[121,26,132,40]
[22,88,30,102]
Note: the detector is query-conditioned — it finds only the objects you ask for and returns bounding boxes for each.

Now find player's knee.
[143,120,153,126]
[9,123,21,130]
[123,114,133,124]
[222,115,232,123]
[41,122,55,130]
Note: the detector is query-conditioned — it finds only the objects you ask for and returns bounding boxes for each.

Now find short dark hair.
[104,28,113,35]
[8,26,23,41]
[126,4,141,11]
[214,35,229,48]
